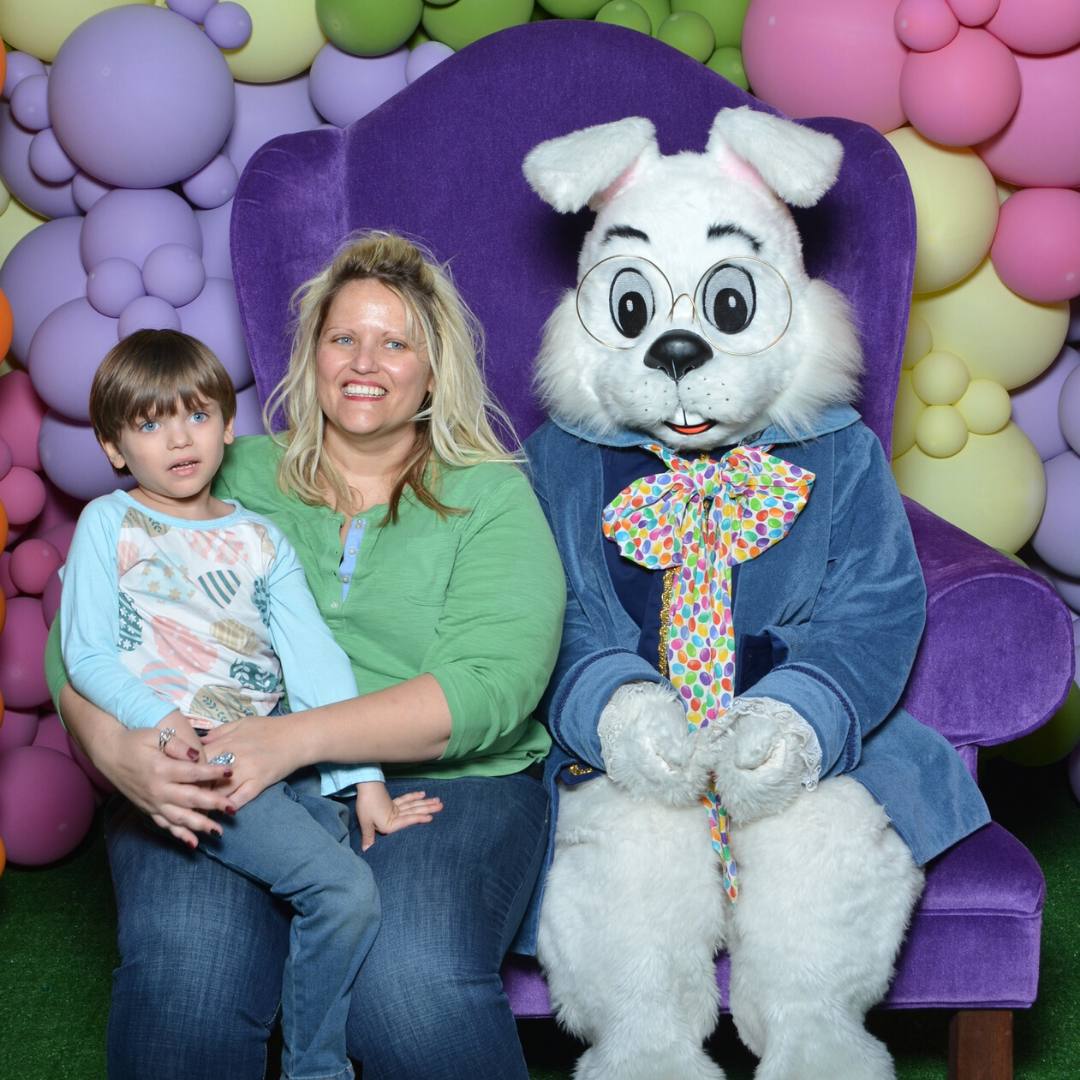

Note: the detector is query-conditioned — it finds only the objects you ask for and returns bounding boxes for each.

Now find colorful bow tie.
[603,443,814,902]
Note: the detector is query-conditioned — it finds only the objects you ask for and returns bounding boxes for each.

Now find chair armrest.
[899,497,1075,748]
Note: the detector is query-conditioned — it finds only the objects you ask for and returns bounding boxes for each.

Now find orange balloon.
[0,835,6,878]
[0,289,12,360]
[0,498,7,550]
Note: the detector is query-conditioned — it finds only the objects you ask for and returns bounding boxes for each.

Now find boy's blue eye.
[139,420,160,433]
[190,411,208,423]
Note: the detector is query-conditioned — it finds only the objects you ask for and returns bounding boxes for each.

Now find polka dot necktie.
[602,443,814,903]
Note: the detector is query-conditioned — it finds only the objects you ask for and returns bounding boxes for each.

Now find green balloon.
[531,4,555,19]
[595,0,652,34]
[408,25,433,48]
[422,0,534,51]
[672,0,749,49]
[635,0,671,35]
[425,0,458,6]
[317,0,424,57]
[1001,682,1080,767]
[706,45,748,90]
[538,0,606,15]
[657,10,713,61]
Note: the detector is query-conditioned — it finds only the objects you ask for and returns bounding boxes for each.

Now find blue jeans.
[195,769,378,1080]
[104,772,549,1080]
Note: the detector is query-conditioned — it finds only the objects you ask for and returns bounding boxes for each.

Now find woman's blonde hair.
[263,231,519,521]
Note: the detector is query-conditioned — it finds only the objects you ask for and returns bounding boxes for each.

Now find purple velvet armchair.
[230,21,1075,1078]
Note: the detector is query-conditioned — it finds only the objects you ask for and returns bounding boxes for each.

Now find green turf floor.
[2,755,1078,1079]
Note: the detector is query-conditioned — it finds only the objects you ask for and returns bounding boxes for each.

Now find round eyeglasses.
[575,254,793,356]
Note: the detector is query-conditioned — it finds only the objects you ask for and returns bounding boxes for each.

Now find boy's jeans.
[198,768,379,1080]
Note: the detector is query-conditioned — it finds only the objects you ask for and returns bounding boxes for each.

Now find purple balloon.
[142,244,207,308]
[178,277,252,389]
[181,154,238,210]
[1011,345,1080,462]
[1048,569,1080,614]
[204,2,253,50]
[405,41,455,85]
[48,5,234,190]
[28,297,120,421]
[87,257,146,318]
[29,128,78,184]
[9,74,50,132]
[39,410,133,501]
[1059,363,1080,455]
[1032,449,1080,578]
[309,43,408,129]
[0,103,79,218]
[167,0,217,21]
[0,596,50,709]
[81,188,202,272]
[196,201,234,280]
[0,216,87,364]
[119,295,182,338]
[0,708,39,754]
[0,746,96,866]
[225,75,322,175]
[71,171,113,213]
[233,381,265,437]
[3,53,47,100]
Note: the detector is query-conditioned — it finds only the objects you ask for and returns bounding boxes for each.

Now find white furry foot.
[574,1040,726,1080]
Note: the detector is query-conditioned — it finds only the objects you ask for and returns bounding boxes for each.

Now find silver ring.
[209,752,235,767]
[158,727,176,752]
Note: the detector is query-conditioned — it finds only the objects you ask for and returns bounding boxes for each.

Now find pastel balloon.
[2,53,46,99]
[534,0,605,13]
[38,411,133,502]
[955,378,1011,435]
[9,539,62,595]
[316,0,423,57]
[196,202,235,282]
[177,277,253,390]
[892,371,922,458]
[672,0,751,49]
[991,188,1080,305]
[309,43,408,129]
[947,0,999,27]
[181,155,238,212]
[0,0,156,63]
[118,295,181,338]
[894,0,958,52]
[911,256,1069,390]
[0,435,10,482]
[167,0,216,19]
[596,1,653,35]
[87,257,146,319]
[0,466,46,525]
[0,372,48,472]
[421,0,533,52]
[29,128,79,186]
[0,196,48,272]
[203,1,254,51]
[81,188,202,274]
[223,0,328,84]
[0,596,50,708]
[0,746,95,865]
[914,403,968,456]
[903,313,934,368]
[1048,569,1080,615]
[900,27,1019,147]
[891,422,1045,552]
[1059,362,1080,455]
[29,298,119,421]
[233,382,266,438]
[1031,449,1080,577]
[741,0,907,135]
[911,349,970,405]
[225,76,322,177]
[67,731,115,795]
[658,11,715,62]
[0,707,38,753]
[706,46,750,91]
[0,287,12,359]
[48,5,234,189]
[405,41,455,84]
[9,74,50,132]
[142,244,207,309]
[985,0,1080,55]
[71,171,112,214]
[1002,682,1080,767]
[637,0,673,34]
[0,103,79,218]
[0,551,14,598]
[40,519,78,561]
[42,567,62,628]
[977,46,1080,190]
[32,714,72,758]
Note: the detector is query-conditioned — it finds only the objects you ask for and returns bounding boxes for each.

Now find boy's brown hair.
[90,330,237,475]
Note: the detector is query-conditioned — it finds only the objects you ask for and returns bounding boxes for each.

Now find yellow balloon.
[955,378,1011,436]
[224,0,327,84]
[885,128,998,296]
[892,422,1046,552]
[0,197,48,269]
[914,404,968,457]
[0,0,154,62]
[892,369,922,459]
[911,349,969,406]
[902,312,933,370]
[911,257,1070,390]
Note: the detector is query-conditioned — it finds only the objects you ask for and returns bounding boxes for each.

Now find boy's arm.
[60,499,178,730]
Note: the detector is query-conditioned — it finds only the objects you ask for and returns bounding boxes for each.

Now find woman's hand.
[200,714,305,810]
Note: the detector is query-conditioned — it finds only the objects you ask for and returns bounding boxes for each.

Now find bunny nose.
[644,330,713,382]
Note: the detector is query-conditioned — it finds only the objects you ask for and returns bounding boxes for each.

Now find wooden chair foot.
[949,1010,1012,1080]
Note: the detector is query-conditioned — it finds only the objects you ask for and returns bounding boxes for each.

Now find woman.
[47,233,566,1080]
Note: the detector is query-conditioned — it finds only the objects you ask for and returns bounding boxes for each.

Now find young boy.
[61,329,440,1080]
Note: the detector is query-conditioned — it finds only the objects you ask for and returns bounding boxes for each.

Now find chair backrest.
[231,19,916,455]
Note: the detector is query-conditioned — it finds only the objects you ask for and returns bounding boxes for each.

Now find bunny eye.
[702,264,756,336]
[609,268,655,339]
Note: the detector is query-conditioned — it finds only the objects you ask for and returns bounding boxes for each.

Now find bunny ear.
[707,107,843,208]
[523,116,660,214]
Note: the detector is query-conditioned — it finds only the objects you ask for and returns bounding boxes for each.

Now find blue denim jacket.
[510,404,989,955]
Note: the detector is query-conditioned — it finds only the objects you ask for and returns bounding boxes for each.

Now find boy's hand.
[355,781,443,852]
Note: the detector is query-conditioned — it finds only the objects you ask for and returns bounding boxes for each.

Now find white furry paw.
[598,682,717,807]
[711,697,821,825]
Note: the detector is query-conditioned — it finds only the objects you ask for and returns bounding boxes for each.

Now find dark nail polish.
[223,770,233,778]
[187,748,199,761]
[225,805,236,815]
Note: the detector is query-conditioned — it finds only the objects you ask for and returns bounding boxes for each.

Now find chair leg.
[948,1010,1012,1080]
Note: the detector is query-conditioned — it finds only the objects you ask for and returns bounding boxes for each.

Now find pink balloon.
[67,732,115,795]
[895,0,958,53]
[900,27,1019,146]
[9,538,62,596]
[1059,363,1080,456]
[991,188,1080,304]
[22,482,83,548]
[0,707,39,753]
[1011,344,1080,462]
[0,436,10,483]
[39,519,78,561]
[977,45,1080,189]
[0,371,50,471]
[986,0,1080,54]
[947,0,999,27]
[0,466,47,525]
[742,0,908,134]
[42,567,63,628]
[1032,449,1080,578]
[32,713,73,757]
[0,595,50,709]
[0,551,16,598]
[0,746,95,865]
